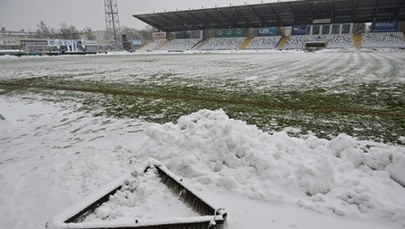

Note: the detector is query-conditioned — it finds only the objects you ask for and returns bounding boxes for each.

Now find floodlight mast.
[104,0,122,51]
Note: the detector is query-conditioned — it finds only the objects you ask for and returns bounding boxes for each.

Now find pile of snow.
[1,98,404,229]
[136,109,405,224]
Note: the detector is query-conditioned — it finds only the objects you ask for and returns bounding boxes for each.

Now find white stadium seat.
[160,39,201,51]
[246,36,281,49]
[137,39,167,51]
[362,32,405,49]
[284,34,353,49]
[198,37,245,50]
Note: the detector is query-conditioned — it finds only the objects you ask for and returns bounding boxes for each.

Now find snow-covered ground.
[1,51,404,89]
[0,51,404,229]
[0,97,404,229]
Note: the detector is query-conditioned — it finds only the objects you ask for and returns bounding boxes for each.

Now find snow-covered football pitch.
[0,50,404,229]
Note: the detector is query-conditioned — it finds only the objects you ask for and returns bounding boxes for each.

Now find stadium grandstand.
[133,0,405,51]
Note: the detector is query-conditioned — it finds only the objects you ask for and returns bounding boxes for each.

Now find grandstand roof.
[133,0,405,32]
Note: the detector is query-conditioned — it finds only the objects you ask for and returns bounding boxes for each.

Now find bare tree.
[121,26,153,41]
[35,21,81,39]
[36,20,53,38]
[82,27,95,40]
[58,23,79,39]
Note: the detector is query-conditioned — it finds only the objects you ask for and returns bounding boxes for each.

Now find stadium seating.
[246,36,281,49]
[198,37,245,50]
[159,38,202,51]
[362,32,405,49]
[284,34,353,49]
[284,35,309,49]
[137,39,167,51]
[326,34,353,48]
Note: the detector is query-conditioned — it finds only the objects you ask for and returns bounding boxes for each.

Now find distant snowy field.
[0,51,405,229]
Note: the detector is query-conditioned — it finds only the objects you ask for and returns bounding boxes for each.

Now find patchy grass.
[1,76,404,144]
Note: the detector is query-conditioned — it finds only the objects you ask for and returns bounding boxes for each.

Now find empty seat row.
[362,32,405,49]
[160,39,202,51]
[137,32,405,51]
[246,36,281,49]
[199,37,245,50]
[284,34,353,49]
[137,39,167,52]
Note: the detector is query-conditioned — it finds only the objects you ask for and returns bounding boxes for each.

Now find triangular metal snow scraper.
[51,159,227,229]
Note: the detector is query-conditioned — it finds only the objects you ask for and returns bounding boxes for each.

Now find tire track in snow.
[306,53,356,87]
[249,55,309,85]
[359,52,383,79]
[265,56,310,78]
[375,52,403,81]
[317,53,354,86]
[280,53,353,89]
[336,52,362,77]
[229,54,311,87]
[263,54,329,87]
[298,53,346,85]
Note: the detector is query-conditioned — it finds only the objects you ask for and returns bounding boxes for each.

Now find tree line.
[33,21,152,41]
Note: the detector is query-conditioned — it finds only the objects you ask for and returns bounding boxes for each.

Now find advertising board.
[258,28,269,36]
[371,21,398,32]
[152,32,167,39]
[132,40,142,46]
[175,30,202,39]
[292,25,307,35]
[0,39,19,46]
[84,40,98,45]
[268,27,278,36]
[313,19,331,24]
[214,28,246,38]
[20,40,48,46]
[48,39,79,46]
[258,27,278,36]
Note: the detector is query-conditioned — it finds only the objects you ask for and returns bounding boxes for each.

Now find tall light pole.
[104,0,122,51]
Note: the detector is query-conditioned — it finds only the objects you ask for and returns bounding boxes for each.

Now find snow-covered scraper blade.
[50,160,227,229]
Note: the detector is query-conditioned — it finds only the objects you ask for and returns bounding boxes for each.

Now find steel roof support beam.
[249,6,267,27]
[216,9,238,28]
[330,0,335,22]
[145,16,166,31]
[308,1,315,21]
[159,14,184,31]
[201,10,221,27]
[268,5,282,26]
[372,0,381,20]
[164,13,185,26]
[172,12,201,30]
[395,0,405,19]
[286,3,296,23]
[352,0,357,21]
[186,11,207,29]
[234,8,253,28]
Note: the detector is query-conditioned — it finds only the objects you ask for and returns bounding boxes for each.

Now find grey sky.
[0,0,283,31]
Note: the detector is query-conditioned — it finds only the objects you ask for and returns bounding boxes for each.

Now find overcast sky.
[0,0,286,31]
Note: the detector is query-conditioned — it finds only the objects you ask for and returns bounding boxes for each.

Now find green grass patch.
[0,77,404,144]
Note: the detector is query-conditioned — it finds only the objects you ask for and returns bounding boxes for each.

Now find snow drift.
[1,99,404,229]
[136,109,405,225]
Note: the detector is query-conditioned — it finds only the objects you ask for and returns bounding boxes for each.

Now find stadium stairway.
[240,37,253,49]
[138,40,152,50]
[193,39,209,50]
[276,36,289,49]
[353,34,362,48]
[154,39,171,50]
